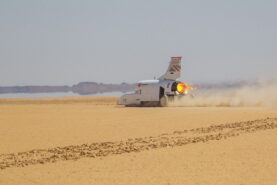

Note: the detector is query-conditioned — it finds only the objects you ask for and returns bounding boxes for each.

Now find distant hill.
[0,82,135,95]
[0,80,275,95]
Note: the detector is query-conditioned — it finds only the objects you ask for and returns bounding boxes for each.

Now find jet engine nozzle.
[174,82,192,94]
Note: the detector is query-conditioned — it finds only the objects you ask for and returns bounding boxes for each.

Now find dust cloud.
[170,81,277,107]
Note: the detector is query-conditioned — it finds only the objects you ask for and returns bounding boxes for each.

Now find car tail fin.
[159,57,182,80]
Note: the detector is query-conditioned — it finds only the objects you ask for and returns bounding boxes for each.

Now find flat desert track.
[0,97,277,185]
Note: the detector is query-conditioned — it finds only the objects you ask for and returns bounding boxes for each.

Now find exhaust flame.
[177,83,192,94]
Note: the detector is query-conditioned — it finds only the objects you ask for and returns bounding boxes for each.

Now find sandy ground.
[0,97,277,185]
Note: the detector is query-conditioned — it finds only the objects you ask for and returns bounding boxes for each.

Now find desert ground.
[0,97,277,185]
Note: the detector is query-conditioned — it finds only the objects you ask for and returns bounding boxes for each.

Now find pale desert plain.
[0,95,277,185]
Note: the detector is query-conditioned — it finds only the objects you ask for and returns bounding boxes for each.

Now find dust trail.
[0,117,277,170]
[170,81,277,107]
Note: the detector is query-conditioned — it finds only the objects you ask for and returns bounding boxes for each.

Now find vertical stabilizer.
[159,57,182,80]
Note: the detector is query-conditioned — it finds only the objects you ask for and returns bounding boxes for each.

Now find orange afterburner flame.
[176,82,192,94]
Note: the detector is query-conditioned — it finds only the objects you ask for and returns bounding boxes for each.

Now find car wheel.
[160,96,168,107]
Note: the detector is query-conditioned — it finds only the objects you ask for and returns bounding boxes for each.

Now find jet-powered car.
[118,56,193,107]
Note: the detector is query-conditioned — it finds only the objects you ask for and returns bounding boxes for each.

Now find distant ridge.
[0,82,135,95]
[0,79,276,95]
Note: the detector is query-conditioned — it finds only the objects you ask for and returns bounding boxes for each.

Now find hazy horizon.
[1,1,277,86]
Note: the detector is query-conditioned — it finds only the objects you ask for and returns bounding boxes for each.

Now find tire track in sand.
[1,117,277,170]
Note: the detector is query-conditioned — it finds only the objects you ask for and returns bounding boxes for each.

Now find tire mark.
[1,117,277,170]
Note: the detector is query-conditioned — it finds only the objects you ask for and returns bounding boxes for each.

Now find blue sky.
[0,0,276,85]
